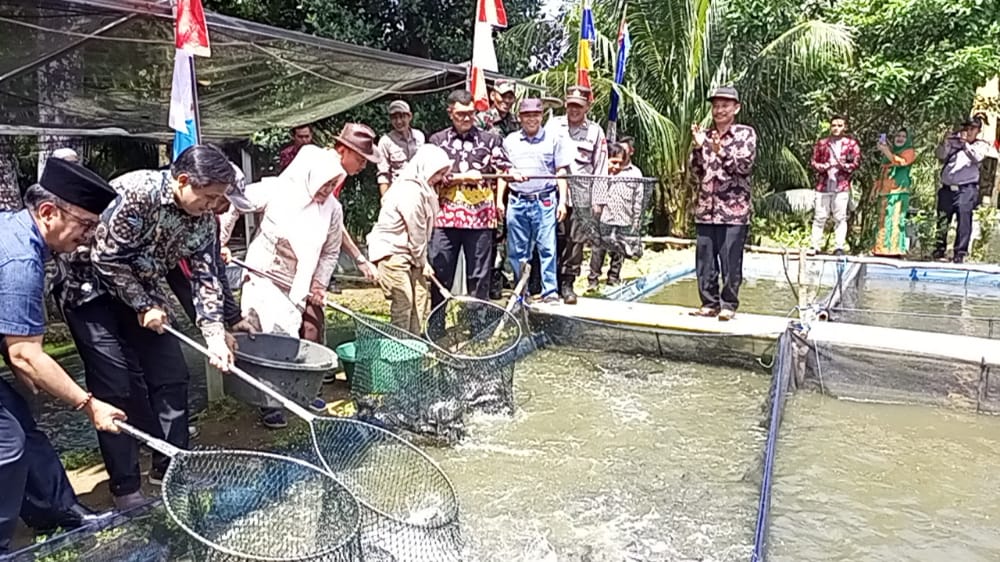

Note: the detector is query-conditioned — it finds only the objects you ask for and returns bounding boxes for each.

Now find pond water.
[769,393,1000,561]
[837,277,1000,339]
[434,348,769,561]
[642,276,825,317]
[12,347,770,562]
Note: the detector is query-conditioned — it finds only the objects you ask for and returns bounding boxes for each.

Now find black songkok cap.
[39,158,117,214]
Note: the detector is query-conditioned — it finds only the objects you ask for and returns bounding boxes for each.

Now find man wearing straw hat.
[0,158,124,552]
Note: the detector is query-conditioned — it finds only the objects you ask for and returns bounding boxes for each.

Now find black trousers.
[63,295,190,497]
[935,184,979,258]
[589,248,624,283]
[695,224,748,311]
[0,373,77,541]
[429,228,494,308]
[557,207,587,281]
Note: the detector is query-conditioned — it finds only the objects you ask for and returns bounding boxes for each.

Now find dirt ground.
[11,247,693,551]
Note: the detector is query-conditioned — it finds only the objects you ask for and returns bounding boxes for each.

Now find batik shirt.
[52,170,225,339]
[689,124,757,225]
[810,136,861,193]
[428,126,512,229]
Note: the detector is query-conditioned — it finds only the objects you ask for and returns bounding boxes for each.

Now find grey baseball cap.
[388,100,411,115]
[707,86,740,102]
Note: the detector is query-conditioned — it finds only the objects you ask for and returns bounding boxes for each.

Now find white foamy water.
[431,348,770,561]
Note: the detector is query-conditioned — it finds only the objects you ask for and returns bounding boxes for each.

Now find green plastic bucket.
[363,338,428,394]
[335,341,357,384]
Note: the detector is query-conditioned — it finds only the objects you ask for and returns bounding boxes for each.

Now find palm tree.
[501,0,853,235]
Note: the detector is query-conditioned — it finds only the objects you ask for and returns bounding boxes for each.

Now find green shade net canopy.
[0,0,476,141]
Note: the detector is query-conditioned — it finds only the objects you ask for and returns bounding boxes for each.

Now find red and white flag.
[470,0,507,111]
[175,0,211,56]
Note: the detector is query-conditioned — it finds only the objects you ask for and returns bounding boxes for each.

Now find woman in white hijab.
[238,144,347,335]
[367,144,453,333]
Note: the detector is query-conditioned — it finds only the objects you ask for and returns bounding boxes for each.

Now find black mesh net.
[158,449,362,561]
[567,175,657,259]
[425,295,523,415]
[308,417,463,562]
[0,0,463,140]
[348,313,468,442]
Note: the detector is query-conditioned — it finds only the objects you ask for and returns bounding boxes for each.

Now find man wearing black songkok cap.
[0,158,126,553]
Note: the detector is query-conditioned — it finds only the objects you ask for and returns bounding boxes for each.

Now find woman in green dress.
[872,128,916,257]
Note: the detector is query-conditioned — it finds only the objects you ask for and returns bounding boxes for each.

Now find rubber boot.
[561,277,578,305]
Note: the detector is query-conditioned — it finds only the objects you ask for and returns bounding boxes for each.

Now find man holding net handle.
[52,145,243,510]
[0,158,125,553]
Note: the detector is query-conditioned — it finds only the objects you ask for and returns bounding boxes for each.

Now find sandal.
[718,309,736,322]
[689,307,720,318]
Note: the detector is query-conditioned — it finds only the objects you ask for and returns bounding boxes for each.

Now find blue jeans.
[506,191,558,297]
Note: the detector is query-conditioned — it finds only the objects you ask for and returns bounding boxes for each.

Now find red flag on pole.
[175,0,211,57]
[470,0,507,111]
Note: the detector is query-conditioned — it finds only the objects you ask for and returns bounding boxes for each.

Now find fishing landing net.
[567,175,658,259]
[115,422,363,562]
[308,417,463,562]
[165,325,464,562]
[425,287,524,416]
[348,296,524,443]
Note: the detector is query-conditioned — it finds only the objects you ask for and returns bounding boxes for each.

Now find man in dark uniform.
[0,158,124,553]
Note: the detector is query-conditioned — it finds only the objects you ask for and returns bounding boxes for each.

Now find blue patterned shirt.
[53,170,225,339]
[0,210,48,337]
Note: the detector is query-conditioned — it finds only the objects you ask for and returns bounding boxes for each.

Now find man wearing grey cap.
[377,100,425,196]
[545,85,609,304]
[689,86,757,321]
[499,98,572,302]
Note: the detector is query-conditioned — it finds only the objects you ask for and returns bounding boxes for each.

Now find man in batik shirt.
[428,89,513,313]
[52,145,242,510]
[689,86,757,322]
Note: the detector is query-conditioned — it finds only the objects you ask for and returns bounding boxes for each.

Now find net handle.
[115,420,180,458]
[493,261,531,339]
[428,274,453,300]
[231,258,359,321]
[163,325,315,421]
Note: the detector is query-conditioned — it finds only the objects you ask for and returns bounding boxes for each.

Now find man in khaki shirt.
[377,100,425,196]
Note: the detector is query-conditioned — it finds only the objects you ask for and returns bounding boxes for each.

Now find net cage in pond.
[567,175,658,259]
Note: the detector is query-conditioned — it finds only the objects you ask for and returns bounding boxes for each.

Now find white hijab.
[251,145,346,303]
[391,144,452,199]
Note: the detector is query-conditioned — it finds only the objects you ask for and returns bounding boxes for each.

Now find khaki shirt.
[545,116,609,206]
[377,129,425,186]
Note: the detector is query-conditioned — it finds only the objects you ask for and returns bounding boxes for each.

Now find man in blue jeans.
[499,98,571,302]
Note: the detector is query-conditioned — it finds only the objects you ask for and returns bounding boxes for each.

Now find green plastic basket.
[356,338,429,394]
[335,341,357,384]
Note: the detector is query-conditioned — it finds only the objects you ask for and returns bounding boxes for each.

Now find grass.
[59,448,104,471]
[192,395,243,424]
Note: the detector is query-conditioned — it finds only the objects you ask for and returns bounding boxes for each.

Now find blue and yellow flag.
[576,0,595,93]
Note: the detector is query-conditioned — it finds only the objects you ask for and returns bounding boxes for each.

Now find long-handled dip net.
[569,174,658,260]
[166,326,463,562]
[231,258,468,441]
[425,268,528,417]
[113,420,362,561]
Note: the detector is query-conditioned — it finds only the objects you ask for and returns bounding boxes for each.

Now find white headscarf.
[251,145,346,303]
[391,144,452,197]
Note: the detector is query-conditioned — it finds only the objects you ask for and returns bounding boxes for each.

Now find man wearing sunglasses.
[0,158,124,554]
